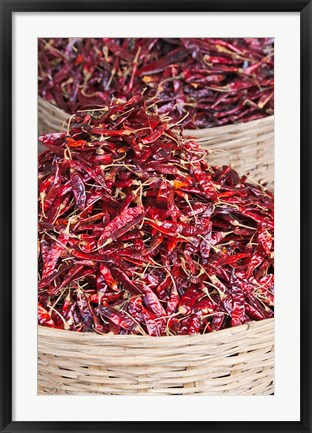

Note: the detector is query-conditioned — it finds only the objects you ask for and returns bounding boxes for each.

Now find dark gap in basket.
[216,372,231,379]
[224,352,240,358]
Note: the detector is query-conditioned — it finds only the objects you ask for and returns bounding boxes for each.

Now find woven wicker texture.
[38,318,274,395]
[184,116,274,187]
[38,97,274,186]
[38,97,70,134]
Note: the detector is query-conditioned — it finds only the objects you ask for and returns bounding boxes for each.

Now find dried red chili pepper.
[178,288,202,315]
[97,305,141,333]
[38,303,55,328]
[97,206,144,248]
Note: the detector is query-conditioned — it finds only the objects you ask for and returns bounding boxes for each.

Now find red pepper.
[38,303,55,328]
[97,206,144,248]
[258,225,273,256]
[178,312,202,335]
[193,164,218,200]
[48,264,85,295]
[70,171,86,210]
[97,305,140,333]
[166,284,180,315]
[41,231,69,279]
[142,286,165,317]
[99,263,118,292]
[178,288,201,315]
[230,272,247,327]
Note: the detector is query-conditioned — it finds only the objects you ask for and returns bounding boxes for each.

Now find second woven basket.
[38,97,274,187]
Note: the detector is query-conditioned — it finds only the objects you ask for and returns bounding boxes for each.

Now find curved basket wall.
[184,116,274,188]
[38,318,274,396]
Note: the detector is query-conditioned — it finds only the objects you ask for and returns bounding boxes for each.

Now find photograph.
[2,1,311,430]
[37,37,275,396]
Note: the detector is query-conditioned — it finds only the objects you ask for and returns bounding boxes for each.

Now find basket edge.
[38,317,274,344]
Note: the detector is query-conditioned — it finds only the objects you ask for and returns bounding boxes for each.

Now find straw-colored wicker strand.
[38,97,274,187]
[38,97,70,134]
[185,115,274,187]
[38,318,274,396]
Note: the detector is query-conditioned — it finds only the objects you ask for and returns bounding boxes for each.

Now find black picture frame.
[1,1,311,432]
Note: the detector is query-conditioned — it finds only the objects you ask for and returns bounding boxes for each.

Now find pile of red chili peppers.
[38,94,274,335]
[38,38,274,129]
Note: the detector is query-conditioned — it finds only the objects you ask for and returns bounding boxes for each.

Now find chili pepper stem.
[202,320,212,334]
[202,311,228,320]
[50,287,68,310]
[51,203,66,225]
[40,192,47,218]
[180,257,193,278]
[168,111,190,128]
[48,304,70,330]
[198,235,221,253]
[119,309,147,336]
[43,231,71,251]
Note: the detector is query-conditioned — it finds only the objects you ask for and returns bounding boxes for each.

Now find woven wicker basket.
[38,98,274,396]
[38,97,274,187]
[38,318,274,395]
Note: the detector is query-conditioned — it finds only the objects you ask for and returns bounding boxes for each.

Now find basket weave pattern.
[38,97,70,134]
[38,318,274,395]
[185,116,274,187]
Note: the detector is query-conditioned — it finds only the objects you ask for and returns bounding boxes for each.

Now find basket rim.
[38,96,274,135]
[38,317,274,344]
[184,114,274,136]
